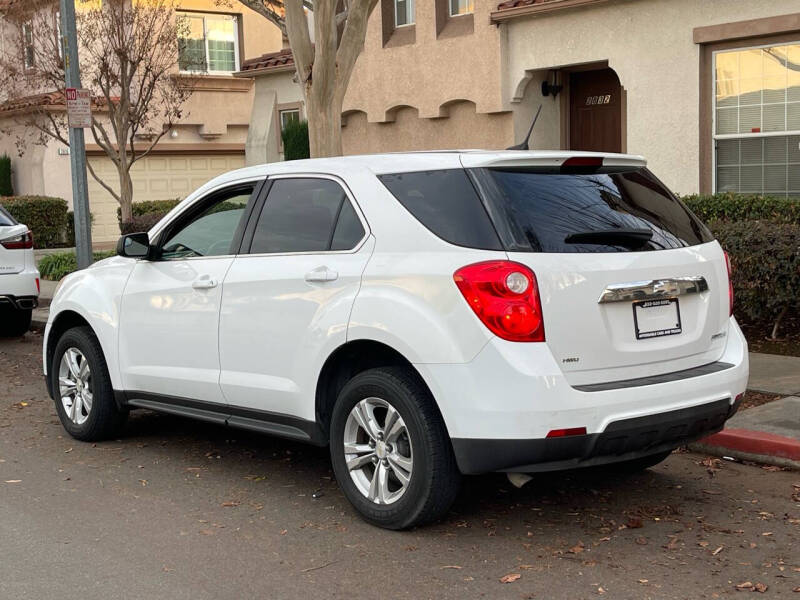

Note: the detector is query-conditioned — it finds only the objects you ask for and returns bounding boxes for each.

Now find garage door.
[88,154,246,243]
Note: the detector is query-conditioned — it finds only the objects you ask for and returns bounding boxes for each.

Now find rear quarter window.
[378,170,503,251]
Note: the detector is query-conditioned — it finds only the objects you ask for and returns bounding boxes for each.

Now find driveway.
[1,332,798,599]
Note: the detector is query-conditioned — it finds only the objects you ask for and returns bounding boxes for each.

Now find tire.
[607,450,672,474]
[0,307,32,337]
[51,326,127,441]
[330,367,461,530]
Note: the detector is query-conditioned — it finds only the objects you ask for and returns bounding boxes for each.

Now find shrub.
[282,119,310,161]
[38,250,116,281]
[120,211,167,235]
[707,219,800,339]
[681,192,800,224]
[116,198,181,223]
[1,196,68,248]
[0,154,12,197]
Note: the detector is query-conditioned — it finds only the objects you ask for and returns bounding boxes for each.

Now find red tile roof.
[0,90,108,115]
[239,48,295,74]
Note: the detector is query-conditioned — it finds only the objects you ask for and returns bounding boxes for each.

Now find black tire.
[51,326,127,441]
[330,367,461,530]
[0,307,32,337]
[607,450,672,474]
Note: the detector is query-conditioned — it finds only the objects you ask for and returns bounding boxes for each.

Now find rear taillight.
[724,251,733,316]
[1,230,33,249]
[453,260,545,342]
[546,427,587,438]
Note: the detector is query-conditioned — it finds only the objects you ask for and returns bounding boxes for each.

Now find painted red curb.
[699,428,800,461]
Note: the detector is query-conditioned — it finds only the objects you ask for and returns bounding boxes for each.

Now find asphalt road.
[2,332,799,599]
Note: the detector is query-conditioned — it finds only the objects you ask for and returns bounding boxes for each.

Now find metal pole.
[60,0,92,269]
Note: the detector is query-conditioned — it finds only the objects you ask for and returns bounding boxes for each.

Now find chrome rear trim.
[598,276,708,304]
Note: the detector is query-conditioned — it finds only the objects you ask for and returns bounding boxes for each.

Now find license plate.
[633,298,682,340]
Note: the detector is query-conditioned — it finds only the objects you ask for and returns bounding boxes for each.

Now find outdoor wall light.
[170,129,179,139]
[541,70,563,98]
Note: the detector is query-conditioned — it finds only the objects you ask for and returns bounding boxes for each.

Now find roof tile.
[239,48,295,73]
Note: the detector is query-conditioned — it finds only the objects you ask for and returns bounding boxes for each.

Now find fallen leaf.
[64,448,73,453]
[440,565,462,570]
[626,517,643,529]
[500,573,521,583]
[664,536,680,550]
[638,579,649,584]
[753,583,768,593]
[221,501,240,507]
[199,529,214,536]
[138,479,147,486]
[761,532,773,536]
[4,480,21,483]
[712,546,724,556]
[280,529,287,535]
[735,582,754,591]
[568,541,585,554]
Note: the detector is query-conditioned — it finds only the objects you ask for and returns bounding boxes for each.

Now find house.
[0,0,283,243]
[242,0,800,198]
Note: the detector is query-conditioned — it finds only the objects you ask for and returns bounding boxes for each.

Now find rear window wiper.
[564,228,653,248]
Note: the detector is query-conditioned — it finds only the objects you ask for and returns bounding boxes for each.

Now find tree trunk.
[118,167,134,226]
[769,305,788,340]
[306,84,343,158]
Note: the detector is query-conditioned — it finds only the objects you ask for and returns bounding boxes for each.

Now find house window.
[395,0,414,27]
[713,42,800,197]
[22,21,34,69]
[450,0,473,16]
[280,108,300,132]
[177,12,239,74]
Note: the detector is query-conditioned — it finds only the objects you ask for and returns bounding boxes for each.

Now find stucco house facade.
[242,0,800,198]
[0,0,283,242]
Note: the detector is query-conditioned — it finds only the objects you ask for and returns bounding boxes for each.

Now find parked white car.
[0,204,39,336]
[43,151,748,529]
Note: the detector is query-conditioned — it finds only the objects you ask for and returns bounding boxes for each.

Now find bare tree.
[230,0,378,157]
[0,0,194,226]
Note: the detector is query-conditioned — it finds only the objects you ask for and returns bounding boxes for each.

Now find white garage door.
[88,154,246,243]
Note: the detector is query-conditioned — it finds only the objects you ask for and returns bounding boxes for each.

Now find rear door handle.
[192,276,218,290]
[305,266,339,282]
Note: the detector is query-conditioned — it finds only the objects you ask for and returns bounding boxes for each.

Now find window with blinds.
[714,43,800,197]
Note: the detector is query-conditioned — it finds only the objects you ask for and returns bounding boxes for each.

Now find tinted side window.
[250,178,348,254]
[160,186,253,259]
[331,199,365,250]
[378,170,502,250]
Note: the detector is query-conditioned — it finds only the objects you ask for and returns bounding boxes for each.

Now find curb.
[691,428,800,470]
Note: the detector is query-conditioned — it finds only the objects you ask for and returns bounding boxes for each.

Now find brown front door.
[569,68,622,153]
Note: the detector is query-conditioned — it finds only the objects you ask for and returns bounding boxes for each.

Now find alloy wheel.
[343,397,414,505]
[58,347,93,426]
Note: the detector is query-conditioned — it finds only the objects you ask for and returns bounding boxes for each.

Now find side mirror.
[117,232,151,259]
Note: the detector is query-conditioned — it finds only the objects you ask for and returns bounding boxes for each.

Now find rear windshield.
[0,205,16,226]
[469,168,714,253]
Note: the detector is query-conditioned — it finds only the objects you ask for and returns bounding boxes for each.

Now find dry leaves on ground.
[500,573,521,583]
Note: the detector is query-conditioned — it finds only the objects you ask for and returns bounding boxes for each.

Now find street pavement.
[2,332,799,599]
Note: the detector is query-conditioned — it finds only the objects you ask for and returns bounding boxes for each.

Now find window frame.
[242,173,370,257]
[150,178,265,262]
[711,39,800,196]
[22,20,35,70]
[274,102,304,153]
[449,0,474,17]
[394,0,415,28]
[177,11,241,75]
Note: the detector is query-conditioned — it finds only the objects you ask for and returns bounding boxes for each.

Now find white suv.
[43,151,748,529]
[0,204,39,336]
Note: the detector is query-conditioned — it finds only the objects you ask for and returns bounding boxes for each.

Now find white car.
[43,151,748,529]
[0,204,39,336]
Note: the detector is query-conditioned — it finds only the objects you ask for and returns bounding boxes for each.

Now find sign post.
[60,0,93,270]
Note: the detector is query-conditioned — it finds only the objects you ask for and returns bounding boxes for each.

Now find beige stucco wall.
[344,0,506,121]
[503,0,800,194]
[342,101,513,154]
[244,71,304,166]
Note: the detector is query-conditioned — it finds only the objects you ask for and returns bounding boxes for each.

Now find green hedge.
[2,196,68,248]
[117,199,181,224]
[681,192,800,224]
[709,219,799,337]
[0,154,13,197]
[282,119,310,161]
[38,250,116,281]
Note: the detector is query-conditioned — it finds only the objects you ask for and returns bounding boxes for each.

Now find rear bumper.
[452,397,740,474]
[416,317,748,474]
[0,267,39,304]
[0,294,38,310]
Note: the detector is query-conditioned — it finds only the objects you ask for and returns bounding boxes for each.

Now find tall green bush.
[0,154,13,197]
[2,196,68,248]
[38,250,116,281]
[680,192,800,224]
[281,119,310,161]
[116,198,181,224]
